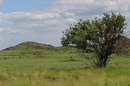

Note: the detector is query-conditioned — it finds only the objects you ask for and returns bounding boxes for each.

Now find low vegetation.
[0,44,129,86]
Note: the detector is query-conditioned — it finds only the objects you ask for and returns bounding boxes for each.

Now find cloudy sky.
[0,0,130,49]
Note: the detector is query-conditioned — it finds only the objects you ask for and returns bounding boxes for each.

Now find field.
[0,48,129,86]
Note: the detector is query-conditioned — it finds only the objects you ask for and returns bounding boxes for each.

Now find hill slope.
[116,36,130,55]
[3,41,55,50]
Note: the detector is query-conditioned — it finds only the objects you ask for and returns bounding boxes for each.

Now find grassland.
[0,48,129,86]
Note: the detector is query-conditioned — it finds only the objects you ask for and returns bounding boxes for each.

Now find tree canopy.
[61,12,126,68]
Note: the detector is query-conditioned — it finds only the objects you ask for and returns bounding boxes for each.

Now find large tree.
[61,12,126,68]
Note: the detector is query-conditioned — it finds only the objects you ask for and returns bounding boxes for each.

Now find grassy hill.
[0,41,129,86]
[3,41,54,51]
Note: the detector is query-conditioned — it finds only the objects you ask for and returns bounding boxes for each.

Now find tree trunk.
[96,55,108,68]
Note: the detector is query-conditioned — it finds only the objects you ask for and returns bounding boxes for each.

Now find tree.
[61,12,126,68]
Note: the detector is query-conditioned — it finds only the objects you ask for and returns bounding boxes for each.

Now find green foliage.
[61,12,126,68]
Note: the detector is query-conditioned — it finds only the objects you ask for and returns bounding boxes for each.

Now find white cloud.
[52,0,130,31]
[0,0,130,33]
[9,12,60,20]
[0,0,129,32]
[0,27,18,33]
[53,0,130,15]
[0,12,60,24]
[53,0,94,5]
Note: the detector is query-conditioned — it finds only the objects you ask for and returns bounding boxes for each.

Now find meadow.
[0,48,129,86]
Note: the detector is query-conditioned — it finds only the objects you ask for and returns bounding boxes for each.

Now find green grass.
[0,48,129,86]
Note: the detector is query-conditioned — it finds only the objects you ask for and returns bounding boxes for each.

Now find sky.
[0,0,130,49]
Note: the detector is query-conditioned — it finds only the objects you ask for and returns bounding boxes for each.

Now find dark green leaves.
[61,12,126,68]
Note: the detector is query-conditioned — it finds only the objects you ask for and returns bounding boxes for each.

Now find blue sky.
[0,0,130,49]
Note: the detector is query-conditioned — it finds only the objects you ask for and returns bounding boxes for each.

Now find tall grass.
[0,48,129,86]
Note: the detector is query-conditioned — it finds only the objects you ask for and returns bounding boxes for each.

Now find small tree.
[61,12,126,68]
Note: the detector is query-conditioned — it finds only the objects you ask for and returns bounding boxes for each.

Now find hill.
[3,41,55,50]
[116,36,130,55]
